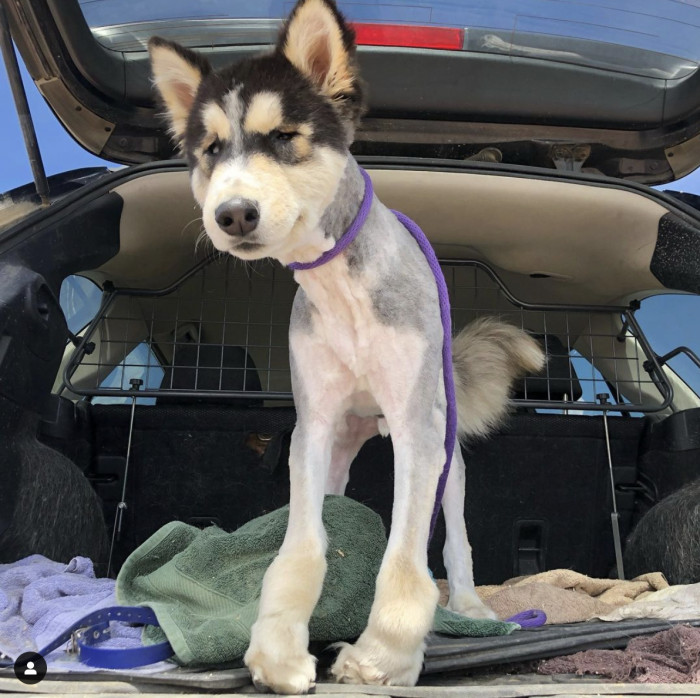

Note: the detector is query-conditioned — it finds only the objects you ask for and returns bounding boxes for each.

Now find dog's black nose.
[215,199,260,236]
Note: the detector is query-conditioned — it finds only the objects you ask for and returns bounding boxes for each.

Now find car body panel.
[5,0,700,182]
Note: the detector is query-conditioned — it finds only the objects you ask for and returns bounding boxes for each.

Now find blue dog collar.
[0,606,174,670]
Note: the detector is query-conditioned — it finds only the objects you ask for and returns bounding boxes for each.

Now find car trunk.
[1,160,700,693]
[3,0,700,691]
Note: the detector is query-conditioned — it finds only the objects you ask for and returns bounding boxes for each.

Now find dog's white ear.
[279,0,358,101]
[148,37,211,144]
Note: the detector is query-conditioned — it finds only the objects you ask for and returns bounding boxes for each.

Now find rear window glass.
[59,274,102,336]
[79,0,700,68]
[636,294,700,397]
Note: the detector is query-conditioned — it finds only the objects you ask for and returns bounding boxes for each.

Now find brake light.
[352,23,464,51]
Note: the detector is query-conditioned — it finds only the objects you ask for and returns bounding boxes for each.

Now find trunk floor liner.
[423,617,700,673]
[0,618,698,692]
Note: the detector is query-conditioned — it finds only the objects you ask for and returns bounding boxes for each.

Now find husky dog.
[149,0,544,691]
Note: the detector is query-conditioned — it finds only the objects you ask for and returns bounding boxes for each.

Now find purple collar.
[287,167,374,271]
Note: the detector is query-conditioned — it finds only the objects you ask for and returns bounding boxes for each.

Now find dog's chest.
[297,263,383,369]
[293,259,428,387]
[288,236,437,427]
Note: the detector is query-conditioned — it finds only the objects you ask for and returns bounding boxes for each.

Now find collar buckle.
[68,628,86,655]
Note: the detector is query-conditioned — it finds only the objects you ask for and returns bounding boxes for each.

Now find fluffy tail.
[452,317,545,439]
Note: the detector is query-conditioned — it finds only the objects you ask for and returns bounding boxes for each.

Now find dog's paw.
[447,589,498,620]
[244,619,317,694]
[330,636,423,686]
[245,646,316,694]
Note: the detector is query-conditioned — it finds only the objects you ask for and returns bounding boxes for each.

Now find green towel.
[116,495,516,666]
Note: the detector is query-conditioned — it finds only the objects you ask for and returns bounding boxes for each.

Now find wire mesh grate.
[62,256,672,412]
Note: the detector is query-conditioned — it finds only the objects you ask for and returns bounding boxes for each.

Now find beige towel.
[437,569,669,624]
[597,582,700,622]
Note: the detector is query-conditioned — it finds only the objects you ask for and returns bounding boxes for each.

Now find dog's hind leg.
[326,415,379,495]
[442,445,496,619]
[440,317,544,618]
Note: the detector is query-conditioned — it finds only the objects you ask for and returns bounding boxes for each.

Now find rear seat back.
[452,413,642,583]
[85,401,643,582]
[90,404,296,570]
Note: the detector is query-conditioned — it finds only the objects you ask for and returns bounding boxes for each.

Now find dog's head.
[149,0,365,261]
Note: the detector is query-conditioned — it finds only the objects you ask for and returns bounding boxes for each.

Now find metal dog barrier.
[61,255,672,414]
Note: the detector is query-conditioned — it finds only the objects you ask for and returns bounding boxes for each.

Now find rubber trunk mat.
[0,668,250,693]
[423,618,700,674]
[2,619,699,691]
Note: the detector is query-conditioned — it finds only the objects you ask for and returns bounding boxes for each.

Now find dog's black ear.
[148,37,212,145]
[278,0,365,130]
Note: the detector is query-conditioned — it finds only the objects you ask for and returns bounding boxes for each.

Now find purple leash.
[390,208,456,538]
[288,169,547,632]
[506,609,547,628]
[288,167,454,540]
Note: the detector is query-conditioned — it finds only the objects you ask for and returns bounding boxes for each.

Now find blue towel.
[0,555,172,673]
[0,555,113,661]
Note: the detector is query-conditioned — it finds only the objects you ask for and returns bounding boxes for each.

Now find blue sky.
[1,46,699,401]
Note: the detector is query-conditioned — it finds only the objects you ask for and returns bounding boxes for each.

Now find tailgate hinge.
[549,143,591,172]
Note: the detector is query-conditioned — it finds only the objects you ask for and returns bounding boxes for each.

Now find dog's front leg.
[245,329,352,693]
[244,414,334,694]
[331,386,444,686]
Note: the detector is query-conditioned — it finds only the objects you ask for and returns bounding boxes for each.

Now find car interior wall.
[0,408,109,571]
[0,192,122,569]
[0,271,107,569]
[637,407,700,510]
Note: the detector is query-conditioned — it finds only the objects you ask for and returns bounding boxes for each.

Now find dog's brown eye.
[272,130,297,142]
[205,139,221,156]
